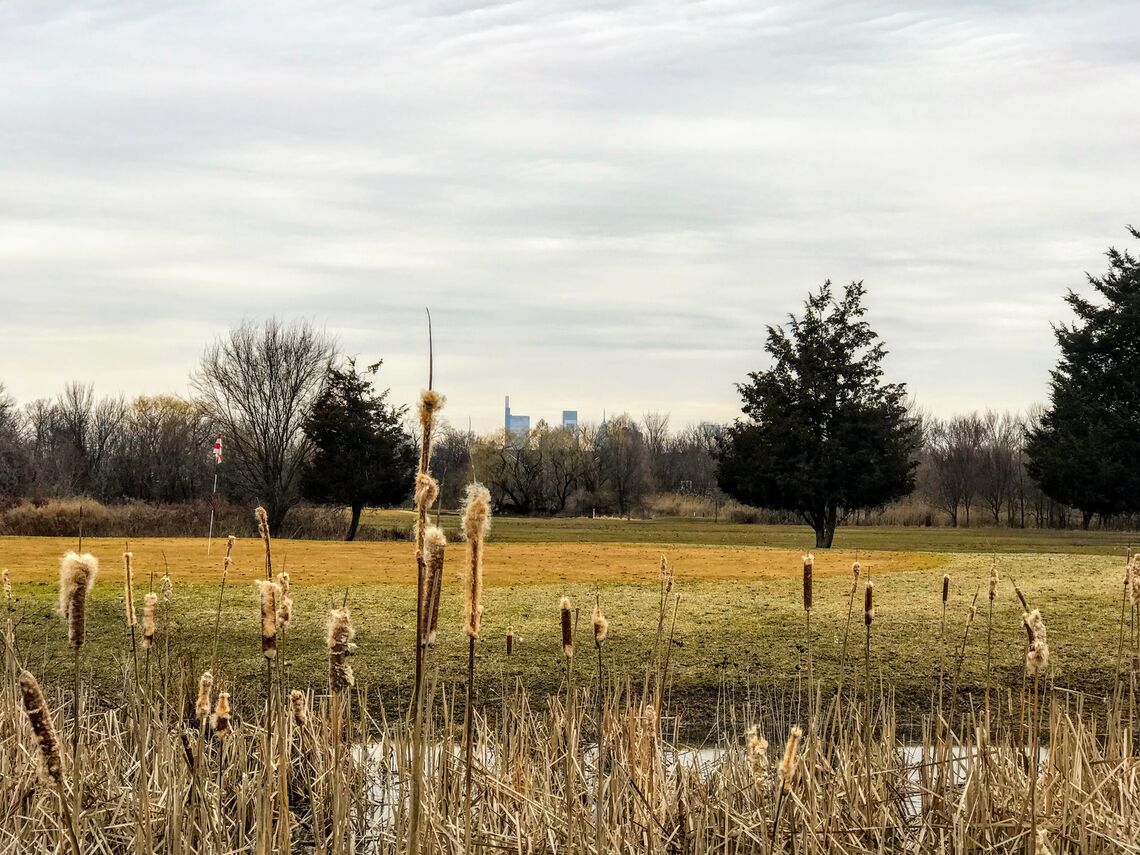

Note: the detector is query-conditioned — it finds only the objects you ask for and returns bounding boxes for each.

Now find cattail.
[422,526,446,644]
[851,561,861,595]
[255,506,272,576]
[560,596,573,658]
[142,592,158,648]
[2,568,12,609]
[277,584,294,630]
[123,552,137,627]
[802,554,813,611]
[593,599,608,647]
[161,573,173,603]
[942,574,950,606]
[506,625,514,655]
[1131,566,1140,608]
[641,704,657,733]
[418,389,445,439]
[211,692,232,736]
[1024,609,1050,676]
[415,472,440,513]
[777,726,803,792]
[462,483,491,640]
[864,581,874,625]
[327,608,356,691]
[1013,582,1028,611]
[256,580,281,659]
[277,571,290,595]
[989,565,998,602]
[745,724,769,777]
[290,689,309,727]
[59,552,98,648]
[196,671,214,722]
[18,670,63,785]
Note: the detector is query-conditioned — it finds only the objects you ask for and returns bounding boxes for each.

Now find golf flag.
[212,433,223,465]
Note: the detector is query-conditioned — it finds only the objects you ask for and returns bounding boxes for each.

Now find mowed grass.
[1,531,1128,726]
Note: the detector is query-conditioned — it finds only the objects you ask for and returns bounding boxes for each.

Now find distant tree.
[301,359,416,541]
[717,282,919,548]
[429,423,476,510]
[596,414,653,517]
[0,384,26,495]
[192,318,335,535]
[1027,227,1140,527]
[923,414,985,527]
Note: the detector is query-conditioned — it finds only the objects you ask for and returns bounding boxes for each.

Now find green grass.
[365,508,1138,555]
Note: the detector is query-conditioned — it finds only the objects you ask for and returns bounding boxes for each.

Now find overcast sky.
[1,1,1137,431]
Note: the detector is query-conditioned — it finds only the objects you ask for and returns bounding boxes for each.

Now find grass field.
[2,525,1130,727]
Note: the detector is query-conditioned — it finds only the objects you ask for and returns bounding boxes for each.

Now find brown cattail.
[988,564,998,602]
[1131,565,1140,608]
[802,553,813,611]
[123,552,137,627]
[18,670,63,785]
[593,598,608,647]
[211,691,232,736]
[777,725,803,792]
[506,625,514,655]
[327,608,356,691]
[942,573,950,606]
[256,580,281,659]
[1024,609,1050,676]
[196,671,214,722]
[851,561,861,595]
[422,526,446,645]
[289,689,309,727]
[59,552,99,648]
[142,592,158,648]
[255,506,272,576]
[462,483,491,640]
[161,573,173,603]
[745,724,769,777]
[1013,581,1028,612]
[864,581,874,625]
[560,596,573,658]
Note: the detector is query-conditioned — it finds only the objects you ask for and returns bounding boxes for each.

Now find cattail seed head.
[142,592,158,648]
[560,596,573,658]
[290,689,309,727]
[59,552,98,648]
[745,724,769,777]
[161,573,173,603]
[1131,568,1140,608]
[593,599,608,647]
[256,580,281,659]
[778,726,803,792]
[864,581,874,626]
[18,670,63,785]
[851,561,861,595]
[942,574,950,606]
[506,625,514,655]
[802,554,814,611]
[255,506,269,543]
[415,472,439,515]
[327,608,357,691]
[989,565,998,602]
[277,594,294,630]
[461,483,492,640]
[422,526,446,645]
[196,671,214,722]
[277,571,290,595]
[211,692,232,736]
[418,389,445,433]
[1024,608,1050,676]
[2,568,12,609]
[123,552,137,627]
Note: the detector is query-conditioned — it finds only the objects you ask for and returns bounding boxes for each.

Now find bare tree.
[192,318,335,534]
[978,410,1021,525]
[923,414,985,526]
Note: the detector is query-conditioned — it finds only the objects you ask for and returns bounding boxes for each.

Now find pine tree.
[717,281,918,547]
[1026,227,1140,528]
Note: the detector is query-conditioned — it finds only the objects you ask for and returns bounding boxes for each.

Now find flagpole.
[207,467,218,555]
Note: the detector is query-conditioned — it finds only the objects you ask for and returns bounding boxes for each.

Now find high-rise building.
[504,396,530,434]
[561,410,578,429]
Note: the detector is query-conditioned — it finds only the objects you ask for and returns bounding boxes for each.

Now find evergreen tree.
[1026,227,1140,527]
[717,281,918,547]
[302,359,417,540]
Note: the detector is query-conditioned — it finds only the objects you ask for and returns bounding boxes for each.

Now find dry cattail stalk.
[864,581,875,625]
[851,561,861,594]
[422,526,446,645]
[560,596,573,659]
[196,671,214,722]
[161,573,173,603]
[989,564,998,602]
[289,689,309,726]
[461,483,491,640]
[942,573,950,606]
[1024,609,1050,676]
[593,600,608,647]
[256,580,281,659]
[777,726,803,792]
[506,625,514,655]
[211,692,232,736]
[123,552,137,627]
[59,552,98,648]
[745,725,769,777]
[142,592,158,648]
[2,568,12,609]
[802,554,813,611]
[327,608,356,691]
[18,670,63,784]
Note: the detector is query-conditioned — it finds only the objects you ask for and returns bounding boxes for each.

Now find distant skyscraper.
[504,396,530,434]
[562,410,578,429]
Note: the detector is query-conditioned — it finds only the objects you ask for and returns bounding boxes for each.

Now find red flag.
[212,433,223,465]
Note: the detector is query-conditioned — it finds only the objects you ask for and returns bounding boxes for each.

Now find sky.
[1,0,1138,432]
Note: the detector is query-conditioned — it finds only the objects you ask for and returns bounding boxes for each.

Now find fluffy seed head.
[864,581,875,626]
[256,580,281,659]
[211,692,232,736]
[414,472,439,513]
[802,553,813,611]
[593,599,608,647]
[277,594,294,630]
[989,565,998,602]
[418,389,445,433]
[276,571,290,595]
[255,506,269,542]
[745,725,769,777]
[1024,609,1050,676]
[196,671,214,722]
[122,552,137,627]
[59,552,98,648]
[461,483,492,639]
[851,561,861,594]
[560,596,573,658]
[18,670,63,785]
[2,568,12,609]
[142,592,158,648]
[778,726,803,791]
[161,573,173,603]
[290,689,309,726]
[327,608,357,691]
[422,526,446,644]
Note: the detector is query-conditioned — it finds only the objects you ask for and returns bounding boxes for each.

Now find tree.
[717,281,919,548]
[1027,227,1140,527]
[301,359,416,540]
[596,414,653,517]
[0,384,27,495]
[192,318,335,535]
[923,414,984,527]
